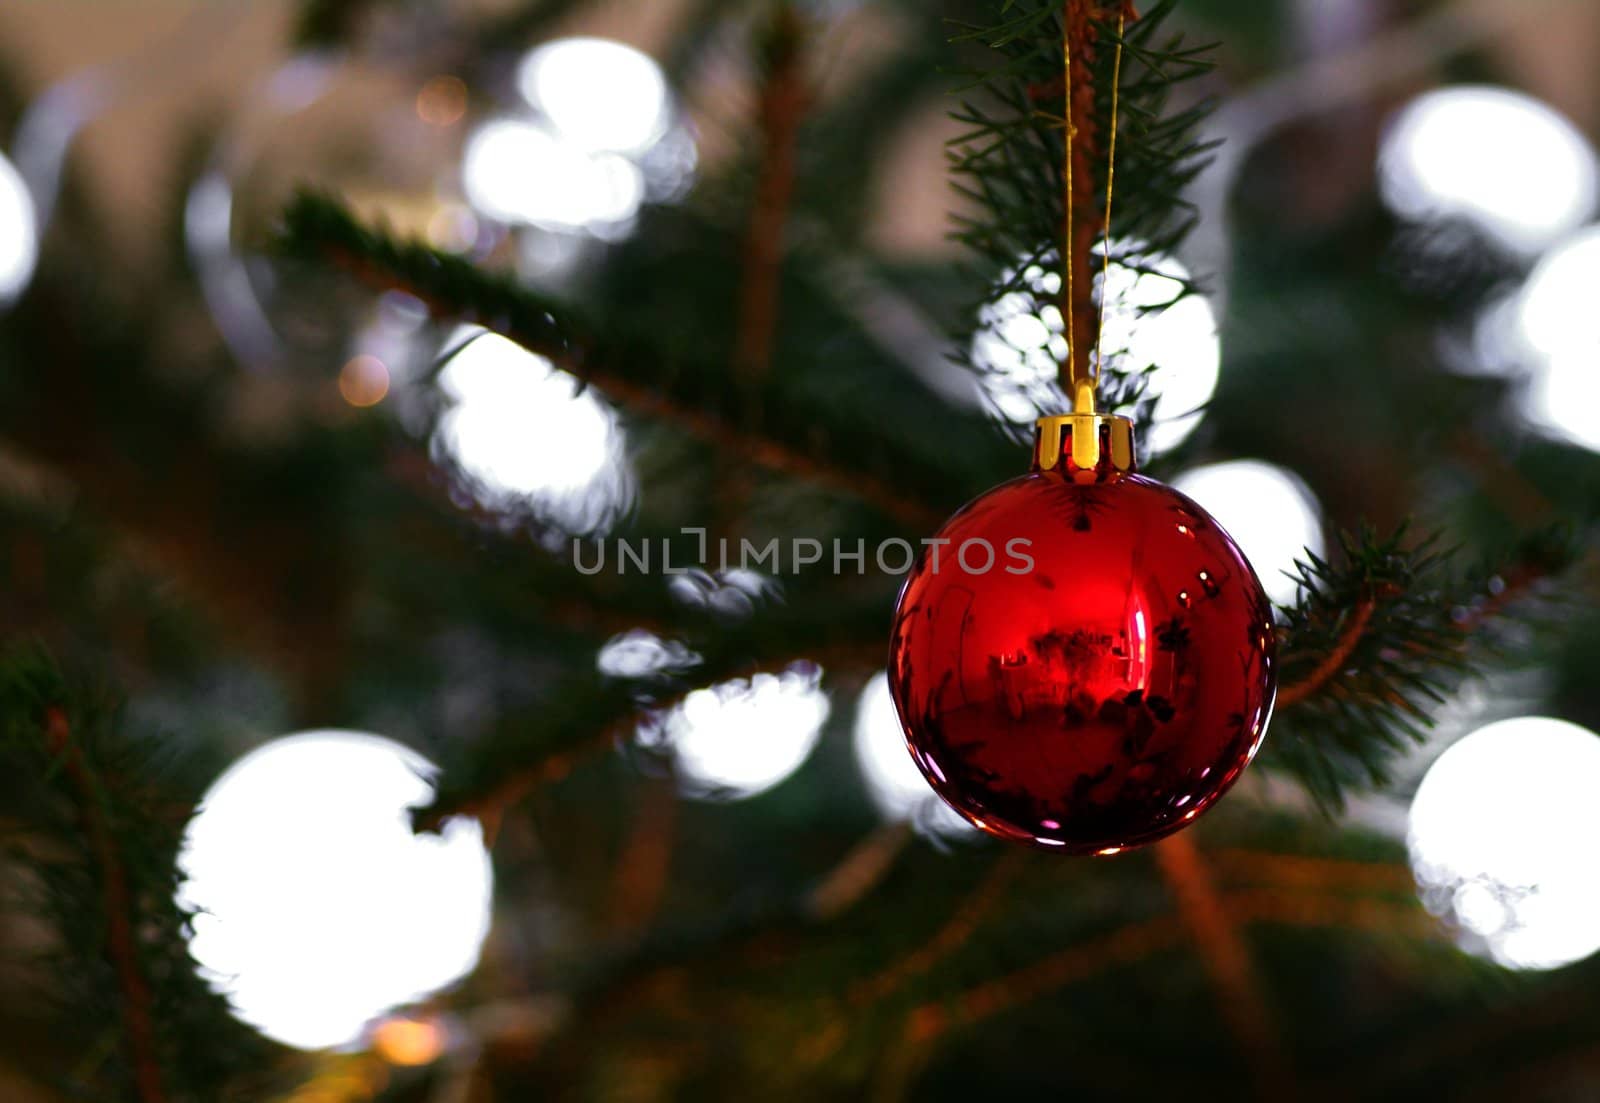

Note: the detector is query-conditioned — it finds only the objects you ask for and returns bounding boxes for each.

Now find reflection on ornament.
[1172,461,1323,608]
[889,414,1276,852]
[972,250,1220,456]
[1409,717,1600,971]
[1379,86,1599,256]
[433,327,631,533]
[177,731,494,1051]
[0,152,38,307]
[854,673,973,837]
[643,666,830,800]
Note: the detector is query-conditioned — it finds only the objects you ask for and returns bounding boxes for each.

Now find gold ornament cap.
[1033,380,1136,482]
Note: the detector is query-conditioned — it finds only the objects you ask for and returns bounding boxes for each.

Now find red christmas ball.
[888,413,1277,854]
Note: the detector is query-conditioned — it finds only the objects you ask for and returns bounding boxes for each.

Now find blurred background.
[2,0,1600,1100]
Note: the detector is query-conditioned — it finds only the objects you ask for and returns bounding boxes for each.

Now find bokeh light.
[1102,252,1222,455]
[434,327,631,532]
[1379,86,1599,256]
[462,118,646,230]
[644,666,830,800]
[1409,717,1600,971]
[853,673,972,836]
[973,251,1220,456]
[416,75,469,128]
[668,568,782,619]
[339,353,391,408]
[177,731,494,1051]
[1515,225,1600,452]
[370,1015,450,1067]
[597,629,701,679]
[0,151,39,306]
[462,37,691,241]
[1172,460,1324,607]
[517,38,669,155]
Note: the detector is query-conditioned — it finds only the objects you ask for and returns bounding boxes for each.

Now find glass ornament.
[888,403,1277,853]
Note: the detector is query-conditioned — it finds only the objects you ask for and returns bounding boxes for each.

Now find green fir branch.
[1266,526,1576,808]
[277,192,995,530]
[412,591,890,831]
[0,647,275,1103]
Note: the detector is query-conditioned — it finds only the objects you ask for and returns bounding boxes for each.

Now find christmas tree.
[2,0,1600,1099]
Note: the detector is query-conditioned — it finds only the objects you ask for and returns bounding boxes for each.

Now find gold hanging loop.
[1039,7,1134,480]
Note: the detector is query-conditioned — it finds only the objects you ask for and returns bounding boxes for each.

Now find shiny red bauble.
[888,417,1277,854]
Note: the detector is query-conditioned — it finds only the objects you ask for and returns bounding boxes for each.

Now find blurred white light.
[177,731,494,1051]
[462,118,644,230]
[973,252,1220,456]
[668,568,782,619]
[1515,226,1600,452]
[970,265,1069,422]
[0,152,39,305]
[1102,253,1222,455]
[646,666,829,800]
[1409,717,1600,971]
[598,630,701,679]
[518,38,669,155]
[853,673,971,836]
[1172,460,1324,607]
[1379,87,1599,256]
[435,328,630,532]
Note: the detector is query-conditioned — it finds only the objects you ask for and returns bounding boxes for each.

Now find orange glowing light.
[417,75,468,127]
[339,355,391,408]
[372,1017,447,1067]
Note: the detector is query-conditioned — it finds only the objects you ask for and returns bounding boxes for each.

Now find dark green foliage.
[0,648,277,1102]
[1265,526,1578,807]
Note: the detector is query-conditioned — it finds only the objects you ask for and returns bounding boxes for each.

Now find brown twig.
[734,5,809,384]
[1154,835,1293,1102]
[1277,594,1378,710]
[43,707,166,1103]
[800,849,1027,1070]
[900,884,1429,1050]
[606,779,679,937]
[416,641,886,834]
[906,913,1186,1044]
[1209,849,1416,897]
[848,849,1028,1007]
[412,720,627,840]
[806,821,914,922]
[1054,2,1139,388]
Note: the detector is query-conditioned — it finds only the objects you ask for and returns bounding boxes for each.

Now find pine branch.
[0,647,274,1102]
[41,704,166,1103]
[1276,593,1380,709]
[1266,526,1575,808]
[412,598,890,833]
[277,193,952,530]
[949,0,1215,410]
